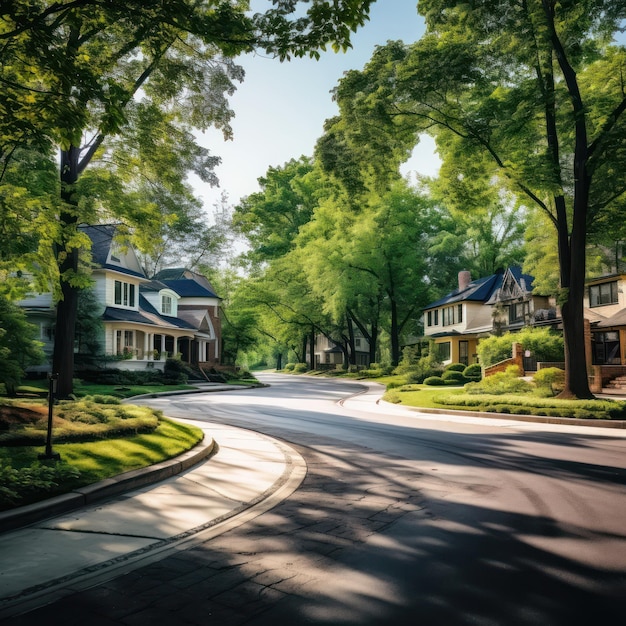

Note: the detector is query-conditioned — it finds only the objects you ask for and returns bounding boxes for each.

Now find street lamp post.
[39,372,60,462]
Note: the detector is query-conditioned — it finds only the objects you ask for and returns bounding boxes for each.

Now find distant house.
[422,267,554,366]
[308,332,371,369]
[18,224,221,374]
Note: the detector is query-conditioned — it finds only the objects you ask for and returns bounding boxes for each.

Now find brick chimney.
[458,270,471,292]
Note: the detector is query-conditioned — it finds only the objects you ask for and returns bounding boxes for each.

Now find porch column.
[172,336,178,357]
[143,333,150,360]
[161,334,166,359]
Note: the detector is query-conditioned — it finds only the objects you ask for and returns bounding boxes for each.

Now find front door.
[459,340,469,366]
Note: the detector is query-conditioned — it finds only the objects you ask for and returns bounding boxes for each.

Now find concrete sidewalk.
[0,419,305,620]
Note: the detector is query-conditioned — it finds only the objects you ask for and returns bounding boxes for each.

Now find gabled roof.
[154,268,219,296]
[486,266,535,304]
[425,271,504,309]
[80,224,146,279]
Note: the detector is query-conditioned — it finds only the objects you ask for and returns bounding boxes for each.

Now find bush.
[0,461,81,510]
[533,367,565,395]
[163,358,189,384]
[283,363,295,371]
[441,370,466,384]
[465,365,533,395]
[463,364,482,379]
[424,376,445,386]
[293,363,308,373]
[444,363,466,372]
[477,327,564,367]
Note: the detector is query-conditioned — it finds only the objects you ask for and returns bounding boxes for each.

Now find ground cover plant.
[382,366,626,420]
[0,395,203,510]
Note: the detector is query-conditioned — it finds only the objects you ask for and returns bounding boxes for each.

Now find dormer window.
[114,280,135,307]
[162,295,172,315]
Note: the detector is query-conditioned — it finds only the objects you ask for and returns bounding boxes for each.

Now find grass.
[382,382,626,419]
[1,379,207,510]
[16,379,196,399]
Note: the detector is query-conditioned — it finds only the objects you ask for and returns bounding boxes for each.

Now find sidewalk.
[0,419,306,621]
[2,379,625,620]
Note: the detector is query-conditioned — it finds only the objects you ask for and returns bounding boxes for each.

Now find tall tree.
[332,2,626,398]
[0,1,376,396]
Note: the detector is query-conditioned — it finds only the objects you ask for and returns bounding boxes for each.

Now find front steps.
[602,375,626,395]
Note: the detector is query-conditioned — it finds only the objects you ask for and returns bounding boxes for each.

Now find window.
[593,331,620,365]
[355,338,361,347]
[434,310,439,325]
[509,301,530,324]
[457,304,463,324]
[162,295,172,315]
[437,342,451,361]
[443,306,457,326]
[114,280,136,307]
[589,281,618,307]
[427,311,432,327]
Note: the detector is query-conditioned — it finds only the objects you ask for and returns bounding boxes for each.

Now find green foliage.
[163,358,190,384]
[0,294,45,396]
[0,399,161,446]
[424,376,445,386]
[0,462,81,510]
[477,327,564,367]
[293,363,308,373]
[435,393,625,420]
[284,363,296,371]
[444,363,466,372]
[395,344,444,384]
[465,366,533,395]
[463,364,482,380]
[533,367,565,395]
[441,370,466,384]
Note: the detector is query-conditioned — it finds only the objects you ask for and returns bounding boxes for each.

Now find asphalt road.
[10,373,626,625]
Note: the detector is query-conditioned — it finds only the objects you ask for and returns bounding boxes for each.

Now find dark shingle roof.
[80,224,146,279]
[425,272,504,309]
[102,295,195,331]
[161,279,218,299]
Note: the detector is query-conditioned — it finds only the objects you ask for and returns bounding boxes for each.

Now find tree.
[0,1,376,396]
[332,2,626,398]
[0,295,45,396]
[232,157,325,267]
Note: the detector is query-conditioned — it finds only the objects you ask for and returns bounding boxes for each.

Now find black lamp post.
[39,372,60,462]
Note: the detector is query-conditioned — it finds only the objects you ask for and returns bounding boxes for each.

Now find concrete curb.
[0,432,216,534]
[378,399,626,429]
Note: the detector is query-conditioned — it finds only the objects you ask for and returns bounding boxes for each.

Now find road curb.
[0,432,216,534]
[380,400,626,429]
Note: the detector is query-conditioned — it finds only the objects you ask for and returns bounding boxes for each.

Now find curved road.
[16,373,626,624]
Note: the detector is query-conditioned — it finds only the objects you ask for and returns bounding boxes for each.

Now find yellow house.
[422,267,552,366]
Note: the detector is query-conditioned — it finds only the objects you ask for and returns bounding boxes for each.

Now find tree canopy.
[328,0,626,397]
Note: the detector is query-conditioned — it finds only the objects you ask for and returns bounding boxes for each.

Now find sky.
[194,0,440,215]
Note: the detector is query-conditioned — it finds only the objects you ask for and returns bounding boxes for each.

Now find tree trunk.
[309,326,315,371]
[276,352,283,370]
[369,322,378,365]
[390,297,400,366]
[52,147,81,398]
[346,315,356,366]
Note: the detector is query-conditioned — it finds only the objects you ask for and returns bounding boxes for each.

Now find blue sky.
[195,1,439,214]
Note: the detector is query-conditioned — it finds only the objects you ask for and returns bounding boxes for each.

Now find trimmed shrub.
[444,363,466,372]
[293,363,308,373]
[465,366,533,395]
[463,364,482,379]
[424,376,445,386]
[441,370,466,384]
[283,363,295,371]
[163,358,189,384]
[533,367,565,395]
